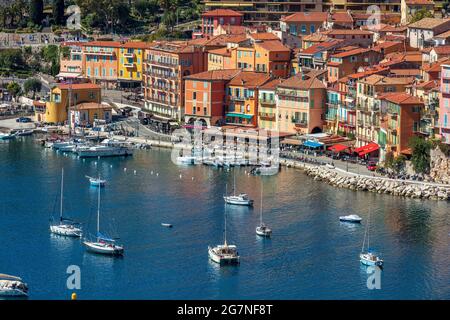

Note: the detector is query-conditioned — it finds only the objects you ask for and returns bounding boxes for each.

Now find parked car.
[16,117,32,123]
[367,161,377,171]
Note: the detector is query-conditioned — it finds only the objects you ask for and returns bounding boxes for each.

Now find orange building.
[226,72,272,127]
[82,41,121,89]
[184,69,241,127]
[143,41,207,122]
[254,40,291,78]
[379,92,423,158]
[208,47,235,70]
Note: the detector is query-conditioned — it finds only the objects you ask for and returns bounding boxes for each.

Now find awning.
[226,113,253,120]
[56,72,82,78]
[303,140,324,148]
[355,142,379,156]
[328,144,350,153]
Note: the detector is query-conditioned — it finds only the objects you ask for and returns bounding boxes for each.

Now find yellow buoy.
[71,292,77,300]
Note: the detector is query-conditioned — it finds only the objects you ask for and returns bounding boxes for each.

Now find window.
[204,82,208,89]
[193,92,197,100]
[301,25,306,34]
[310,25,315,33]
[231,17,235,24]
[87,67,91,76]
[289,24,297,35]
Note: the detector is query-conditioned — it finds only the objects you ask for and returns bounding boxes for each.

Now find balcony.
[356,104,370,112]
[259,99,276,106]
[124,62,135,68]
[83,49,114,56]
[230,96,245,102]
[123,52,134,59]
[145,70,179,80]
[146,59,179,68]
[357,119,364,127]
[259,113,276,121]
[325,113,337,121]
[292,119,308,128]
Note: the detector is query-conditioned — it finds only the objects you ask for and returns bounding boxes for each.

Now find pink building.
[440,64,450,143]
[58,42,84,80]
[201,9,243,37]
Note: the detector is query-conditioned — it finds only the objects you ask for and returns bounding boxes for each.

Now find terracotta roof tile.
[281,12,328,23]
[184,69,241,81]
[380,92,424,105]
[202,9,243,17]
[228,72,272,88]
[57,83,101,90]
[408,18,450,30]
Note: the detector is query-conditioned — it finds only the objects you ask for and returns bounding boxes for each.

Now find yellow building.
[117,42,148,88]
[35,83,101,124]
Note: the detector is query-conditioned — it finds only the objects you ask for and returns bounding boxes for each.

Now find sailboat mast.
[367,208,370,250]
[60,168,64,222]
[233,170,236,196]
[260,181,263,225]
[224,204,227,246]
[97,186,100,241]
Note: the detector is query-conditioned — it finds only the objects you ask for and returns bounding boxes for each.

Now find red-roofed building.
[201,9,243,37]
[440,64,450,143]
[401,0,435,24]
[379,92,424,158]
[322,29,375,47]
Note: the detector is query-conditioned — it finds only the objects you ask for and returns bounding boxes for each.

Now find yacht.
[256,182,272,237]
[254,163,279,176]
[15,129,34,136]
[83,187,124,256]
[0,274,28,297]
[50,169,83,237]
[360,209,383,267]
[339,214,362,223]
[176,155,195,165]
[208,204,240,265]
[0,132,16,140]
[76,145,133,158]
[223,170,253,206]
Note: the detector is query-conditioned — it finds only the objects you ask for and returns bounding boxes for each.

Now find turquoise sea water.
[0,137,449,299]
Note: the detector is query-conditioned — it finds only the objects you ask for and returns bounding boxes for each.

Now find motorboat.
[326,163,336,169]
[15,129,34,136]
[339,214,362,223]
[76,145,133,158]
[83,186,124,256]
[254,163,279,176]
[86,175,106,187]
[0,274,28,297]
[176,155,195,165]
[161,223,173,228]
[50,169,82,237]
[0,132,16,140]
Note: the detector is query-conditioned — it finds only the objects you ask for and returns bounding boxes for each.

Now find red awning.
[328,144,350,153]
[355,142,379,156]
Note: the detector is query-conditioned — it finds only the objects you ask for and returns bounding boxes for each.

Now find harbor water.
[0,137,449,299]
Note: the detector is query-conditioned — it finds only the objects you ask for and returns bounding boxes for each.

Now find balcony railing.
[124,63,135,68]
[123,53,134,59]
[259,99,276,106]
[145,59,179,68]
[292,119,308,128]
[259,113,276,121]
[145,70,179,80]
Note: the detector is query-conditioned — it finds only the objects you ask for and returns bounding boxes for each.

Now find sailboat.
[49,169,82,237]
[256,181,272,237]
[208,204,240,265]
[223,170,253,206]
[359,208,383,267]
[83,186,124,256]
[0,274,28,297]
[86,175,106,187]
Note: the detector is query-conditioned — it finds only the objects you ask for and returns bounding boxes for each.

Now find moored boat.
[360,209,383,267]
[76,145,133,158]
[339,214,362,223]
[0,274,28,297]
[86,175,106,187]
[256,182,272,237]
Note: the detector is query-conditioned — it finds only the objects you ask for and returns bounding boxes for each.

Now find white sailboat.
[49,169,82,237]
[86,175,106,187]
[256,182,272,237]
[360,209,383,267]
[83,187,124,256]
[208,204,240,265]
[0,274,28,297]
[223,170,253,206]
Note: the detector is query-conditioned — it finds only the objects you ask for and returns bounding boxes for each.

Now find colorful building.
[379,92,423,159]
[276,69,326,134]
[401,0,435,25]
[58,42,83,80]
[184,69,241,127]
[70,102,112,128]
[440,64,450,143]
[143,41,207,122]
[226,72,271,127]
[117,42,148,88]
[201,9,244,37]
[35,83,101,124]
[82,41,120,89]
[258,79,283,130]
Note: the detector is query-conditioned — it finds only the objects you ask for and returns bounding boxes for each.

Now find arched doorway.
[311,127,322,134]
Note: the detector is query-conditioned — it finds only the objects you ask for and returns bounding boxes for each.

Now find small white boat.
[256,182,272,237]
[86,175,106,187]
[50,169,82,237]
[360,252,384,267]
[0,132,16,140]
[83,186,124,256]
[339,214,362,223]
[161,223,173,228]
[208,204,239,265]
[255,164,279,176]
[326,163,335,169]
[77,145,133,158]
[15,129,34,136]
[176,155,195,165]
[0,274,28,297]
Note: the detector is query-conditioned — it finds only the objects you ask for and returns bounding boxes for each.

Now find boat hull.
[208,247,240,265]
[360,253,384,267]
[223,196,253,206]
[83,241,124,256]
[77,148,133,158]
[50,224,82,237]
[256,227,272,237]
[0,288,28,297]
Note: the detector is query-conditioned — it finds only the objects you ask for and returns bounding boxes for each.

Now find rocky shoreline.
[281,159,450,201]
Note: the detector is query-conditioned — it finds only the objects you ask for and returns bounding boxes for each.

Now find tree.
[24,78,42,99]
[0,49,24,70]
[53,0,65,25]
[410,9,434,23]
[392,155,406,174]
[29,0,44,25]
[409,136,432,173]
[6,82,22,98]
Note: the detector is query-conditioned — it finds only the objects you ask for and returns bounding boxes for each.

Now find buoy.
[110,165,113,168]
[98,156,100,160]
[124,168,127,172]
[134,170,137,175]
[94,162,97,165]
[156,173,159,176]
[151,171,153,175]
[179,174,182,179]
[71,292,77,300]
[192,177,194,180]
[244,170,247,173]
